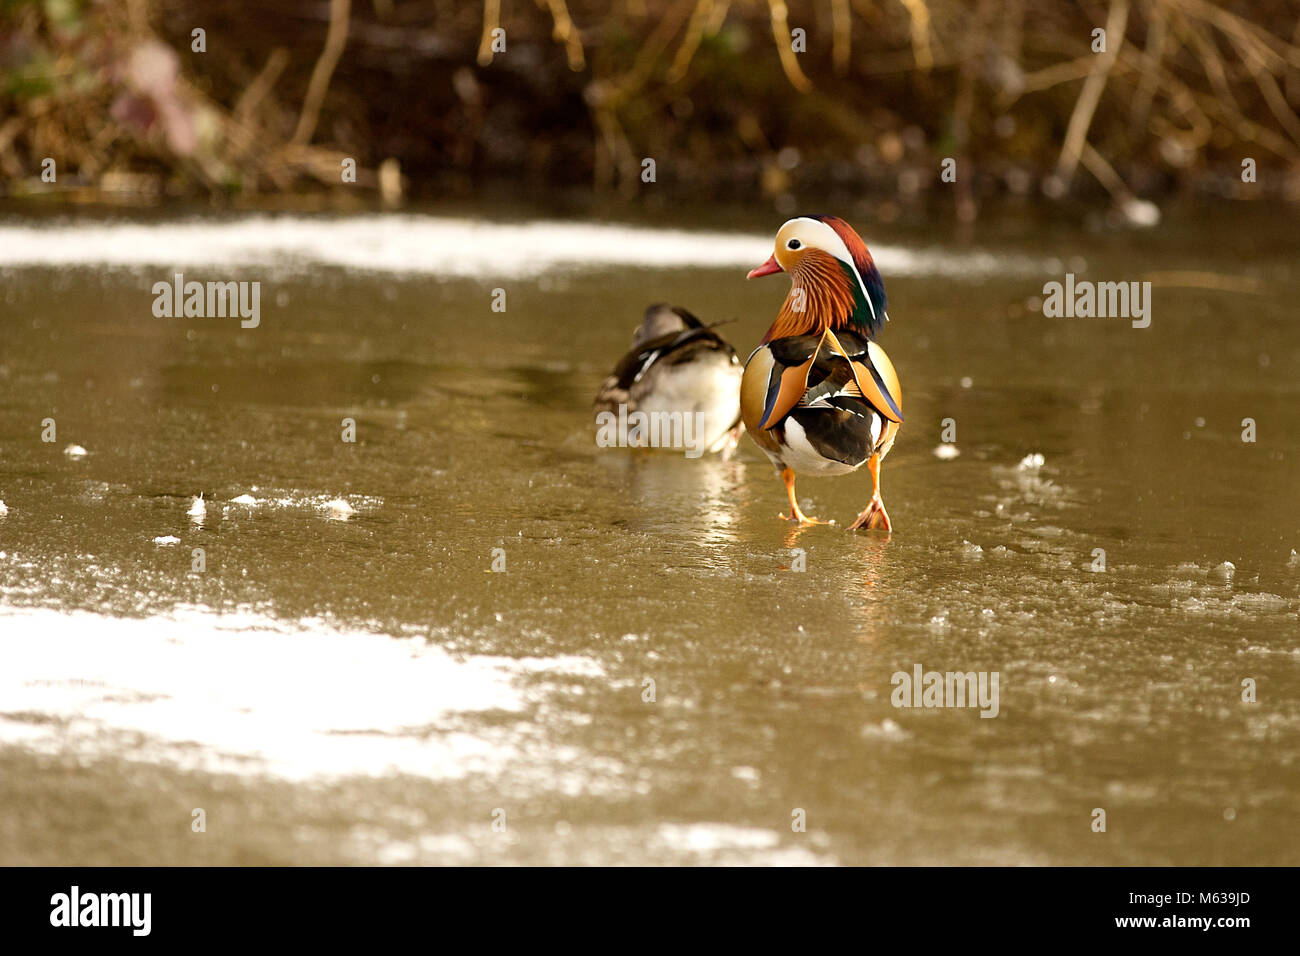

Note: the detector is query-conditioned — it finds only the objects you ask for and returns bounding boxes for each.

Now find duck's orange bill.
[746,255,782,279]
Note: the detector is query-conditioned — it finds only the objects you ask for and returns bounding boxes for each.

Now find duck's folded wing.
[849,354,902,424]
[819,331,903,424]
[750,329,902,430]
[747,333,833,431]
[605,327,722,391]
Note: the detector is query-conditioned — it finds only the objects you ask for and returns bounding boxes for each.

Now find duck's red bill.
[746,255,782,279]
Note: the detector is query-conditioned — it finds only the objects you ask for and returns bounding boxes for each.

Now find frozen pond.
[0,206,1297,864]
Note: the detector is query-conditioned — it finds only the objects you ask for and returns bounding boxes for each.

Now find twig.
[1129,2,1166,133]
[477,0,501,66]
[227,47,290,175]
[1120,44,1296,160]
[1174,9,1237,113]
[291,0,351,147]
[1081,141,1134,202]
[613,0,698,101]
[235,47,290,122]
[766,0,812,92]
[668,0,715,82]
[1055,0,1129,188]
[1009,54,1098,102]
[896,0,933,72]
[1226,32,1300,148]
[538,0,586,71]
[1174,0,1300,72]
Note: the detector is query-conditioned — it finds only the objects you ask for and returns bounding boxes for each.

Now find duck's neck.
[761,251,862,344]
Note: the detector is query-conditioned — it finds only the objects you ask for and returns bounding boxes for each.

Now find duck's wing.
[745,335,817,432]
[595,323,737,410]
[841,334,903,425]
[667,307,742,363]
[668,305,705,330]
[747,329,903,431]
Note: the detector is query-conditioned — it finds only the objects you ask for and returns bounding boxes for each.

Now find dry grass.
[2,0,1298,207]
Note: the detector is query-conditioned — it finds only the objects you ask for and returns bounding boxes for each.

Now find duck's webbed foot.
[779,468,832,525]
[848,496,891,531]
[848,454,891,531]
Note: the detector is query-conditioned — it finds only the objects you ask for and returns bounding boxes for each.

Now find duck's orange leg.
[848,454,891,531]
[778,468,831,524]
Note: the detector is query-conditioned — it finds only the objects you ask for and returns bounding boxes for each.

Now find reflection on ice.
[0,606,603,782]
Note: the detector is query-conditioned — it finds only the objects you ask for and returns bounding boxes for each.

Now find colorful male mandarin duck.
[740,216,903,529]
[595,303,744,456]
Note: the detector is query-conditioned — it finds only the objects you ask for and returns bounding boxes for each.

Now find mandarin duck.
[740,216,903,529]
[595,303,744,456]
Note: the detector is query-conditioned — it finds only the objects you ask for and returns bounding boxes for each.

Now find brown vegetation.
[2,0,1299,211]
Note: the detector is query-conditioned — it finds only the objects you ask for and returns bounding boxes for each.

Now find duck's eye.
[787,239,802,250]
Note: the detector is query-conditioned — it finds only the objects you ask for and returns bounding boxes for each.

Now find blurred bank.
[2,0,1300,220]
